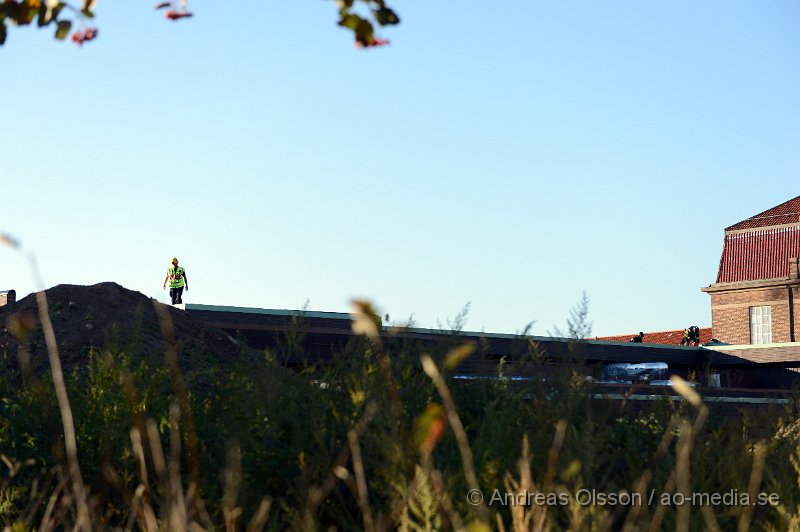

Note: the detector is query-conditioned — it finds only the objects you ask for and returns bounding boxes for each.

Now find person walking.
[163,257,189,305]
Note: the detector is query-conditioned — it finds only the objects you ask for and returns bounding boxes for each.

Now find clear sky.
[2,1,799,336]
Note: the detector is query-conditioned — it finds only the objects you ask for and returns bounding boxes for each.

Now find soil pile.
[0,282,250,378]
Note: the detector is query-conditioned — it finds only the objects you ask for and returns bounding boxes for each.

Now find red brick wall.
[710,286,794,344]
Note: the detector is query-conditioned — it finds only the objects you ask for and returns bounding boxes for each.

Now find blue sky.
[2,1,799,336]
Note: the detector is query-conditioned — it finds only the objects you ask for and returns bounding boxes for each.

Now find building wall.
[707,282,798,344]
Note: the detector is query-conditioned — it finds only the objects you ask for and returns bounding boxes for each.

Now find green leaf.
[338,12,374,44]
[413,403,445,453]
[51,3,65,19]
[337,13,361,31]
[20,3,37,25]
[80,0,94,17]
[37,4,48,27]
[0,21,6,46]
[39,1,63,25]
[354,18,373,45]
[54,19,70,40]
[2,3,19,24]
[374,7,399,26]
[443,343,476,370]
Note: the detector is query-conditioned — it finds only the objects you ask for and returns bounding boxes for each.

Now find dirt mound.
[0,282,248,378]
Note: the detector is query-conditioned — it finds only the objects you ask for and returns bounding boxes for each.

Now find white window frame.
[749,306,773,344]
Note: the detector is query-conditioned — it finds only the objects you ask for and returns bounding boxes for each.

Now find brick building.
[702,196,800,345]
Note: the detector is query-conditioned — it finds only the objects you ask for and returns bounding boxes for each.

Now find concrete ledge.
[702,277,799,293]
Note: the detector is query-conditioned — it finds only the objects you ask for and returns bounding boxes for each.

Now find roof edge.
[708,341,800,351]
[186,303,352,320]
[725,221,800,236]
[724,195,800,231]
[702,276,798,293]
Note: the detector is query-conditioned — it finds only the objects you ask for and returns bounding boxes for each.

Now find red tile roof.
[715,226,800,283]
[726,196,800,231]
[595,328,713,345]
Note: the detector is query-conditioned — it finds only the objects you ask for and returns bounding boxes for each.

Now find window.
[750,306,772,344]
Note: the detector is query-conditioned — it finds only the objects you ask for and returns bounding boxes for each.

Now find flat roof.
[187,303,704,350]
[186,303,352,321]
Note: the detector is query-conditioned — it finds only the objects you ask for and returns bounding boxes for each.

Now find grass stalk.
[421,353,488,524]
[33,271,91,530]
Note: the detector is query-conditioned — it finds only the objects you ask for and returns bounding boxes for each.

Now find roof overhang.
[702,276,799,294]
[705,342,800,366]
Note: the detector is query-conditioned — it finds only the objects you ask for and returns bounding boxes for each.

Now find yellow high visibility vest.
[168,266,185,288]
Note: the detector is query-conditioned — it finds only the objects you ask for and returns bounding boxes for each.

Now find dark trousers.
[169,287,184,305]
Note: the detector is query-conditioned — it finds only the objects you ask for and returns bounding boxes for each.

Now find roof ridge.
[749,195,800,216]
[748,212,800,221]
[726,195,800,231]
